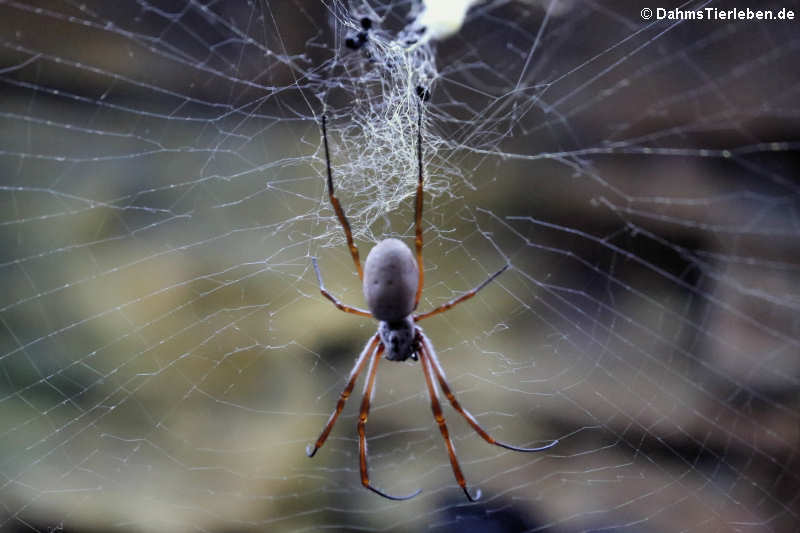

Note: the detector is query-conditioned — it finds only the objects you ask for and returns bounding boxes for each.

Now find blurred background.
[1,1,799,531]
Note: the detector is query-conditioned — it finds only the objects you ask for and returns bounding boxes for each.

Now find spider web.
[1,0,799,531]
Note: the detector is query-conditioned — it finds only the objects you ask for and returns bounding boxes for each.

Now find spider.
[307,104,558,502]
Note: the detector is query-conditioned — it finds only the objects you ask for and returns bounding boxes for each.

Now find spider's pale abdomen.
[363,238,419,322]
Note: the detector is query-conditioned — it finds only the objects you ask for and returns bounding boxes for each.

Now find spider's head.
[379,317,418,362]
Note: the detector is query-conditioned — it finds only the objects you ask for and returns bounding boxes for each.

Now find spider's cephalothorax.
[378,317,417,361]
[307,104,558,503]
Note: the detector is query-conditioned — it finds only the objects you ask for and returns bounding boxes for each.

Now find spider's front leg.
[320,115,363,280]
[413,101,425,309]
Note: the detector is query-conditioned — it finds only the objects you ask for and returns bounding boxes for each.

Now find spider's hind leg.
[306,334,380,458]
[417,331,482,501]
[419,331,558,453]
[358,342,422,501]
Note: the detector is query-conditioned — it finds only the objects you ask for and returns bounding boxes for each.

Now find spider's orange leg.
[419,331,558,453]
[415,264,509,321]
[417,333,481,502]
[321,115,363,280]
[358,343,422,501]
[413,102,425,309]
[307,334,380,458]
[312,257,372,318]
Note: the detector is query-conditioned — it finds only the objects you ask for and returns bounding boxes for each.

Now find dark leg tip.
[463,486,482,502]
[306,444,317,457]
[366,483,422,501]
[496,438,558,453]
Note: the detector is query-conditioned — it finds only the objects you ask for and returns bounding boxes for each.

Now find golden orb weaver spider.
[308,103,558,501]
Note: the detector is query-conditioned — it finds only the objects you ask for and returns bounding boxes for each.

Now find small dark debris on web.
[416,85,431,102]
[345,17,373,51]
[404,25,427,46]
